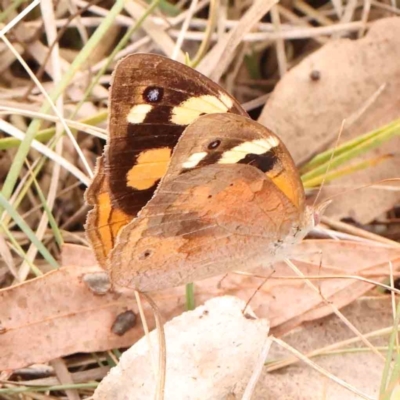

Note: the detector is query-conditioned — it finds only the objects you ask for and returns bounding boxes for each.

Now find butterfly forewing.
[85,54,247,269]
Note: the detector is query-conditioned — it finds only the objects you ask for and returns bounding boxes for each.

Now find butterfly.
[85,53,322,292]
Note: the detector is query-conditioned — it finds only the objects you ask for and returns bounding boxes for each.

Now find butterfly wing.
[86,54,247,268]
[109,114,313,291]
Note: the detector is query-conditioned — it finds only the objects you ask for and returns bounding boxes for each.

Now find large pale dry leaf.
[254,297,392,399]
[3,240,397,370]
[258,17,400,223]
[93,296,270,400]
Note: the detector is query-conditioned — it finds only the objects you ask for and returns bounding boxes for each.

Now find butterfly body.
[85,54,319,292]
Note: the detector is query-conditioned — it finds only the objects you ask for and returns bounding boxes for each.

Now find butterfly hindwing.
[109,114,311,291]
[159,113,305,209]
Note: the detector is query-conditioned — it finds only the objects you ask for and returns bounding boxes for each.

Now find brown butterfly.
[85,53,323,292]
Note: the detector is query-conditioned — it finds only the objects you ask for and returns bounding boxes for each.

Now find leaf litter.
[2,239,399,372]
[1,1,400,399]
[259,17,400,223]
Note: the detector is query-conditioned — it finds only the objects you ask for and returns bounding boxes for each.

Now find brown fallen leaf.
[0,264,139,370]
[255,297,392,399]
[258,17,400,223]
[1,240,398,370]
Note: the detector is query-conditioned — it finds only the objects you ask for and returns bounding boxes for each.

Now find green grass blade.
[0,0,28,23]
[379,299,400,398]
[301,119,400,175]
[30,167,63,247]
[388,353,400,398]
[0,193,58,268]
[302,154,392,188]
[186,283,195,311]
[71,0,160,120]
[0,383,98,395]
[301,122,400,184]
[0,221,42,277]
[149,0,180,16]
[0,111,107,151]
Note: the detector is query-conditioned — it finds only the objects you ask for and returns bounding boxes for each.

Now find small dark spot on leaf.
[138,249,153,260]
[83,271,111,295]
[111,310,137,336]
[310,70,321,81]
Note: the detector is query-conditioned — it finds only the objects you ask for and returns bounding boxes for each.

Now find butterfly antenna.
[321,177,400,204]
[313,83,387,208]
[312,119,346,208]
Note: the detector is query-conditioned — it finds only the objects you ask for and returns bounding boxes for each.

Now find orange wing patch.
[269,173,300,209]
[85,157,131,268]
[97,192,131,256]
[126,147,172,190]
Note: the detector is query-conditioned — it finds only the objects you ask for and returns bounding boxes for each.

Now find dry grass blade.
[0,120,90,185]
[272,337,375,400]
[284,259,385,361]
[198,0,278,81]
[51,358,80,400]
[242,337,272,400]
[19,0,66,285]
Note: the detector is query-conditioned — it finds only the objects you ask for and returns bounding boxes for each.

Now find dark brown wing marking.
[107,54,247,218]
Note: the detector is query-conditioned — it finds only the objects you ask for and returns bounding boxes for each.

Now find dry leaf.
[258,17,400,223]
[2,240,397,370]
[217,240,400,331]
[93,296,271,400]
[254,297,392,399]
[0,263,139,370]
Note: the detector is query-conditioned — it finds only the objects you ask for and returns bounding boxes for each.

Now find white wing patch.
[182,152,208,169]
[171,95,230,125]
[218,92,234,109]
[218,138,279,164]
[127,104,153,124]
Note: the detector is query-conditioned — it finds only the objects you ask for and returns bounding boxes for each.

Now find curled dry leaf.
[2,240,398,370]
[258,17,400,223]
[93,296,270,400]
